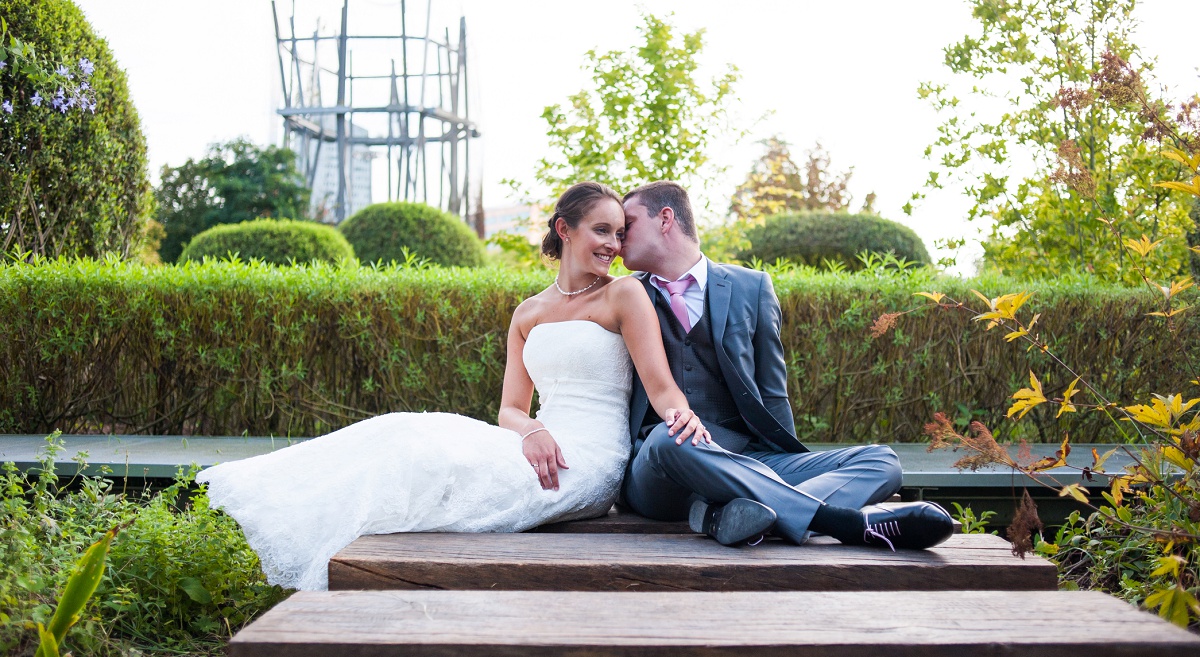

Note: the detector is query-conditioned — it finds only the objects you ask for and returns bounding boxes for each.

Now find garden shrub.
[0,0,153,260]
[0,437,288,655]
[339,202,485,267]
[178,218,354,265]
[737,212,931,269]
[0,257,1194,442]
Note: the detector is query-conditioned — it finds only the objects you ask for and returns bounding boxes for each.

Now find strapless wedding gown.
[196,320,633,590]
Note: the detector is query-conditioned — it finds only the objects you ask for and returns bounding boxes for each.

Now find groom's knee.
[641,422,707,465]
[864,444,903,491]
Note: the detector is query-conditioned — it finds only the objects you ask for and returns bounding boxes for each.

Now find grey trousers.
[620,422,903,544]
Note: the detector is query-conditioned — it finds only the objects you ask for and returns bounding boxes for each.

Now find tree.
[530,13,739,198]
[0,0,152,260]
[155,138,310,263]
[912,0,1190,283]
[730,138,875,224]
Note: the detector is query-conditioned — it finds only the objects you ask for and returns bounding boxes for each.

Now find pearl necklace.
[554,274,601,296]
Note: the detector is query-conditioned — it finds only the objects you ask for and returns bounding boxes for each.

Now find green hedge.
[738,212,931,269]
[0,259,1191,442]
[179,218,354,265]
[339,202,485,267]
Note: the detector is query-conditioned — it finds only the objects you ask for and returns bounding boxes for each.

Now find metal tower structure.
[272,0,479,224]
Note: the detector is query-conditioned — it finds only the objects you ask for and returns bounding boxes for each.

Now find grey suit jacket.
[627,261,806,453]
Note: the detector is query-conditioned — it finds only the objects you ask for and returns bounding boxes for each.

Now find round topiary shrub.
[0,0,152,259]
[339,202,485,267]
[179,219,354,265]
[737,212,931,269]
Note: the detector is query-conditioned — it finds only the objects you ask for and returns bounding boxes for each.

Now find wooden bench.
[328,532,1054,592]
[229,589,1200,656]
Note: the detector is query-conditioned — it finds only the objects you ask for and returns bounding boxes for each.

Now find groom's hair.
[623,181,698,243]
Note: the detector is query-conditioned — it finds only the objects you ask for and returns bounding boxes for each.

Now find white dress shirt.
[650,255,709,328]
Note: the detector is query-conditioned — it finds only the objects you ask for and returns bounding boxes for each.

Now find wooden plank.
[531,498,958,534]
[230,589,1200,656]
[328,532,1053,592]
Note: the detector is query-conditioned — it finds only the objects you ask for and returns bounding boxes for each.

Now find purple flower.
[0,61,7,70]
[80,81,90,92]
[55,64,73,80]
[2,100,12,114]
[51,88,65,110]
[30,92,42,106]
[79,57,94,77]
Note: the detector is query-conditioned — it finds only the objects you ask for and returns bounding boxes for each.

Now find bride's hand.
[665,408,712,446]
[522,428,568,491]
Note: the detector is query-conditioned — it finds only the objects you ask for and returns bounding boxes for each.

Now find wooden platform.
[229,589,1200,656]
[328,533,1055,592]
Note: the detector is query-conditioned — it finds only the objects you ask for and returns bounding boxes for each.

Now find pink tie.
[660,278,693,333]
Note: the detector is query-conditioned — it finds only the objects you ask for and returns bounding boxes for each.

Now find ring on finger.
[531,462,539,469]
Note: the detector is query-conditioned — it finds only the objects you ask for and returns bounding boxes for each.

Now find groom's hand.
[523,430,569,491]
[665,408,713,446]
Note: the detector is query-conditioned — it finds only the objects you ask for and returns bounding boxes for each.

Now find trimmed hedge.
[339,202,485,267]
[738,212,931,269]
[179,218,354,265]
[0,259,1192,442]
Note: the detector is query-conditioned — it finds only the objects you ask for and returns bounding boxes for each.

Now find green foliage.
[737,212,931,270]
[0,0,153,260]
[3,257,1197,443]
[0,436,287,655]
[730,138,871,223]
[949,502,997,535]
[339,201,484,268]
[156,138,310,263]
[179,218,354,266]
[913,0,1189,283]
[36,525,116,657]
[527,12,739,200]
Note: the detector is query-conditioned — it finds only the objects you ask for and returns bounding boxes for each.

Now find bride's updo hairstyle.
[541,181,622,260]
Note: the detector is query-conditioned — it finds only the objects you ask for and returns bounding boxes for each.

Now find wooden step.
[531,499,961,534]
[328,532,1053,592]
[229,589,1200,656]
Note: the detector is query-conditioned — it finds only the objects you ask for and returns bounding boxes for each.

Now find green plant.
[179,218,354,266]
[950,502,997,535]
[0,1,153,260]
[339,201,484,268]
[156,138,311,263]
[0,436,288,655]
[737,212,931,271]
[521,12,739,202]
[886,56,1200,627]
[911,0,1189,283]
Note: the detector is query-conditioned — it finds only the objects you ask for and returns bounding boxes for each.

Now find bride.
[196,181,711,590]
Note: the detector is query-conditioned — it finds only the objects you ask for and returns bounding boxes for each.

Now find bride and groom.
[197,180,953,591]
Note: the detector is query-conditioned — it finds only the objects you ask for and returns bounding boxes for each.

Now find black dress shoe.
[859,501,954,551]
[689,498,777,546]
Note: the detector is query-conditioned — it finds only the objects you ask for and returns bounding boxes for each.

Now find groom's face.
[621,197,659,271]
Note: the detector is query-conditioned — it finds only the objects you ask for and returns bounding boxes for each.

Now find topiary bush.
[738,212,931,270]
[0,0,152,260]
[339,201,484,267]
[178,218,354,265]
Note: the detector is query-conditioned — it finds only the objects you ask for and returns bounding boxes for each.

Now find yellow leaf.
[1124,234,1164,258]
[1153,176,1200,197]
[1057,377,1081,418]
[1091,447,1117,472]
[1162,146,1200,172]
[1027,313,1040,330]
[1144,585,1200,628]
[1058,483,1089,504]
[1007,371,1047,419]
[1110,475,1131,506]
[914,292,945,303]
[1167,277,1194,299]
[1004,328,1028,342]
[970,288,992,307]
[1163,446,1195,470]
[1150,555,1185,579]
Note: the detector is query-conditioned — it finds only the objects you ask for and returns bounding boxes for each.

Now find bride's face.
[563,198,624,276]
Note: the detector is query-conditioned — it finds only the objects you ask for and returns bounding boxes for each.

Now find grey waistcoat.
[641,286,750,454]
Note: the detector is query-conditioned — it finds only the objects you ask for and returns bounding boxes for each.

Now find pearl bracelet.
[521,427,549,440]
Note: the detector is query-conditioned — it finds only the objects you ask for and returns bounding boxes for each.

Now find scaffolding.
[271,0,479,225]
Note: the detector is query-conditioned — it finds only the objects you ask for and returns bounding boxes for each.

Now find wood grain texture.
[230,589,1200,657]
[328,533,1053,592]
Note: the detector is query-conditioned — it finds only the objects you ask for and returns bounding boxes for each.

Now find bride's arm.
[609,278,711,446]
[498,300,567,491]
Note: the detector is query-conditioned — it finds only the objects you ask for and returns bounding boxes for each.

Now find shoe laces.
[863,517,900,552]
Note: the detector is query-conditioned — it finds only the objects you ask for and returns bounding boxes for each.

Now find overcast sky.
[73,0,1200,272]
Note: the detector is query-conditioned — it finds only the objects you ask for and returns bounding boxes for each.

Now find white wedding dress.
[196,320,633,590]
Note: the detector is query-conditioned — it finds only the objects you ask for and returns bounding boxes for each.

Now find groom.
[618,181,953,550]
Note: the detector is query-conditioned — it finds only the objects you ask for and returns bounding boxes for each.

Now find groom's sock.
[809,503,867,545]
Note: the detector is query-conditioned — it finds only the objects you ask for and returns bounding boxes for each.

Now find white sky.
[73,0,1200,273]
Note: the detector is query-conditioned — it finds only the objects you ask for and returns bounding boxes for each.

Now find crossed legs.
[620,422,903,544]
